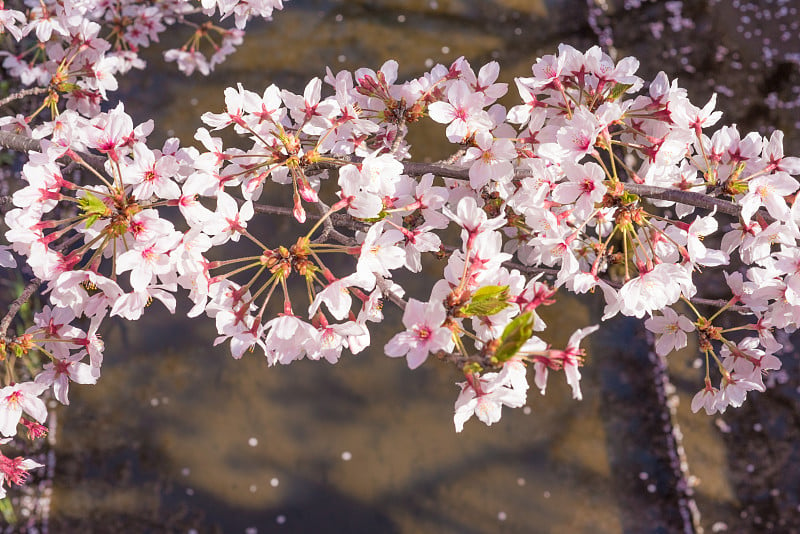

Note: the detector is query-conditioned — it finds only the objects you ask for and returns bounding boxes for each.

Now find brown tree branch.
[621,183,740,217]
[0,130,42,154]
[309,158,744,218]
[0,87,49,108]
[400,161,743,217]
[0,278,41,341]
[0,131,107,172]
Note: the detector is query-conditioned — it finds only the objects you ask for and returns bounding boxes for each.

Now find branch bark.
[399,160,742,218]
[2,127,744,219]
[0,130,42,154]
[0,278,42,342]
[0,86,49,108]
[0,131,107,172]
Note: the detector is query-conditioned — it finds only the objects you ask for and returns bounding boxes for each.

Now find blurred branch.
[0,87,49,108]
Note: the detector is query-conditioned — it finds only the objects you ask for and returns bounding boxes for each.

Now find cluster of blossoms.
[0,0,287,498]
[2,0,800,501]
[0,0,284,115]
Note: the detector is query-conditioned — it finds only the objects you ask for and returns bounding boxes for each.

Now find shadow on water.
[49,1,800,532]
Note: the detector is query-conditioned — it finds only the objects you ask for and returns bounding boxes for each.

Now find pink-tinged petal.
[53,376,70,405]
[764,194,791,220]
[19,395,48,423]
[0,406,22,437]
[406,347,429,370]
[551,182,583,205]
[478,61,500,86]
[71,362,99,385]
[303,77,322,104]
[384,332,410,358]
[129,264,153,292]
[474,396,503,426]
[427,102,455,124]
[534,362,549,395]
[453,393,477,433]
[739,193,761,222]
[564,363,582,400]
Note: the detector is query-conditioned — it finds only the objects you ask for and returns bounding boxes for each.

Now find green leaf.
[78,191,110,228]
[461,285,510,317]
[462,362,483,375]
[609,82,634,100]
[493,311,535,363]
[0,496,18,524]
[619,190,639,205]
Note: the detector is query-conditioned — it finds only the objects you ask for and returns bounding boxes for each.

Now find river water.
[48,1,800,532]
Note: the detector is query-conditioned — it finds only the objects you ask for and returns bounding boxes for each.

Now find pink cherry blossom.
[427,80,493,142]
[0,382,48,437]
[453,370,527,432]
[385,299,454,369]
[644,307,695,356]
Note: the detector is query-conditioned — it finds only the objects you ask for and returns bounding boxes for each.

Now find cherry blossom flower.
[552,161,607,218]
[0,441,43,499]
[427,80,493,142]
[0,7,26,40]
[453,371,527,432]
[644,307,695,355]
[691,380,720,415]
[385,299,454,369]
[461,60,508,104]
[0,382,48,437]
[281,77,339,135]
[716,373,764,412]
[559,325,599,400]
[202,191,254,244]
[739,171,798,223]
[683,211,728,267]
[443,196,506,250]
[356,223,406,282]
[34,352,98,405]
[761,130,800,175]
[539,107,601,163]
[309,272,373,321]
[122,143,181,200]
[462,129,516,189]
[618,264,694,319]
[264,315,317,365]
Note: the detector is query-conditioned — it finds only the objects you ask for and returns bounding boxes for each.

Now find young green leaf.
[78,191,111,227]
[461,285,510,317]
[493,311,535,363]
[609,82,634,100]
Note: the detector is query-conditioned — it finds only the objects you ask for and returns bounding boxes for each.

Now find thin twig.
[402,161,470,180]
[438,148,467,165]
[251,202,368,233]
[0,234,85,343]
[375,276,407,311]
[0,86,49,108]
[390,117,407,156]
[0,278,42,341]
[311,200,334,244]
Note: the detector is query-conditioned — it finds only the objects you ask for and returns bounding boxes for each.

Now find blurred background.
[19,0,800,532]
